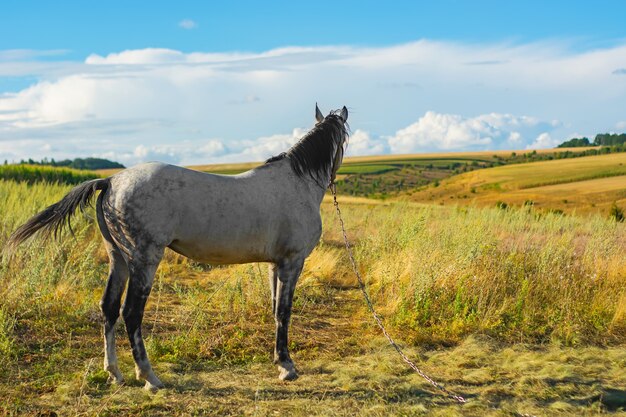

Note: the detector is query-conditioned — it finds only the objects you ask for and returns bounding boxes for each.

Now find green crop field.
[0,164,99,185]
[336,164,399,175]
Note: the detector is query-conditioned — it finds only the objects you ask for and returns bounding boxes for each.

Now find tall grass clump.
[0,180,107,380]
[320,201,626,345]
[0,164,99,185]
[609,202,625,222]
[0,307,17,370]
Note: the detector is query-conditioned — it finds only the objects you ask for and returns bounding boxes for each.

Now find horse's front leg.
[268,264,278,316]
[274,256,304,381]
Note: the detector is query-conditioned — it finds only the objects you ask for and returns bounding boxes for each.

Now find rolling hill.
[405,152,626,215]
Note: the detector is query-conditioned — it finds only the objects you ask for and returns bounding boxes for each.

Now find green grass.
[0,164,100,185]
[337,164,399,175]
[1,180,626,415]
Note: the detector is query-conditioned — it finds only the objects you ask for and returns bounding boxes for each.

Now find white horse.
[6,105,349,390]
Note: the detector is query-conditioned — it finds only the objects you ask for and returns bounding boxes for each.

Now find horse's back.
[102,161,322,264]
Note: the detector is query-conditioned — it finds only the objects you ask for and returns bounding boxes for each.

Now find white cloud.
[0,49,69,61]
[179,19,197,30]
[129,139,225,164]
[508,132,522,143]
[526,133,560,149]
[0,139,56,161]
[226,128,306,162]
[616,121,626,130]
[346,129,387,156]
[387,111,557,153]
[1,39,626,164]
[85,48,187,65]
[93,129,306,166]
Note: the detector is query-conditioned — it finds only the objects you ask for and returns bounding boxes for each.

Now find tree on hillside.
[594,133,626,146]
[557,137,591,148]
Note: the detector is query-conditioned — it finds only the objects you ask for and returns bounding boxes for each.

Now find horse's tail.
[4,178,110,256]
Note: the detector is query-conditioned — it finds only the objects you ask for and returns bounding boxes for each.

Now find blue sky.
[4,1,626,56]
[1,1,626,165]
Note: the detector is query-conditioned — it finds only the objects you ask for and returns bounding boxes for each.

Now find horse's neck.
[272,158,329,206]
[306,165,334,206]
[308,175,330,206]
[294,166,329,206]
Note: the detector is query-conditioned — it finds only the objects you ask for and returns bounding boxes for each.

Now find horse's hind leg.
[123,253,163,391]
[273,256,304,381]
[97,196,129,384]
[100,246,129,384]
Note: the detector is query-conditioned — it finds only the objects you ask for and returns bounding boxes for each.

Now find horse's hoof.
[136,367,164,391]
[105,365,125,385]
[144,379,164,392]
[278,362,298,381]
[107,375,125,385]
[279,369,299,381]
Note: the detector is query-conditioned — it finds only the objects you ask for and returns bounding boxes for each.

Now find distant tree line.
[557,137,592,147]
[12,157,125,170]
[558,133,626,148]
[594,133,626,146]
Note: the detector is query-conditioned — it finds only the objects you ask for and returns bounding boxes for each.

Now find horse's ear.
[315,103,324,123]
[340,106,348,122]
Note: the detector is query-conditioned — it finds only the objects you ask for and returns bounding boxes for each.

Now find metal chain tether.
[329,183,467,404]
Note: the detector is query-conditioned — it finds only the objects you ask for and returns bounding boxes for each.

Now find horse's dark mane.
[265,110,349,187]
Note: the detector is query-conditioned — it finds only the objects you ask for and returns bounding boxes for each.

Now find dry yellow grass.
[2,175,626,415]
[4,335,625,416]
[502,175,626,213]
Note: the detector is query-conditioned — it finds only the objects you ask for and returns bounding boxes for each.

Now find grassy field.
[0,164,99,185]
[406,152,626,215]
[1,178,626,415]
[333,147,624,199]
